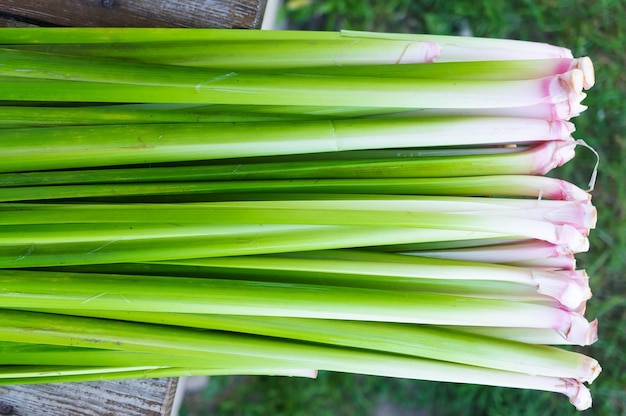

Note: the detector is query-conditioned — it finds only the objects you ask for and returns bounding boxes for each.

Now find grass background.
[181,1,626,415]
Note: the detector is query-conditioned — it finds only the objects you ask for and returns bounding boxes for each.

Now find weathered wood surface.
[0,378,179,416]
[0,0,267,28]
[0,15,36,27]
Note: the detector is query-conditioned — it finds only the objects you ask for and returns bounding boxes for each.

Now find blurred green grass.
[181,1,626,415]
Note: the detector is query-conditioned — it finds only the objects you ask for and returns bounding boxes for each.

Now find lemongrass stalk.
[135,264,574,304]
[1,195,594,222]
[0,365,160,378]
[0,270,596,342]
[186,194,592,211]
[0,28,560,51]
[0,63,586,108]
[0,175,591,203]
[125,270,562,302]
[339,30,575,60]
[0,226,504,268]
[292,57,593,90]
[274,58,582,79]
[0,223,324,244]
[46,261,575,304]
[260,196,595,228]
[0,28,575,61]
[0,309,594,409]
[0,197,594,244]
[381,101,588,121]
[401,240,578,269]
[0,341,314,374]
[20,310,598,383]
[4,39,441,69]
[0,220,588,271]
[441,203,596,235]
[147,250,591,308]
[197,98,586,121]
[0,143,574,181]
[449,326,593,345]
[0,366,316,385]
[0,116,575,173]
[6,41,579,77]
[0,202,590,252]
[371,236,530,252]
[0,28,346,44]
[0,105,296,127]
[507,256,577,270]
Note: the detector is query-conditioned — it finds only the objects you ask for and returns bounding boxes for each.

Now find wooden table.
[0,0,266,28]
[0,1,267,414]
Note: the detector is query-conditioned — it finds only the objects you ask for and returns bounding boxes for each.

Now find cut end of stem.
[554,180,591,202]
[547,70,586,112]
[554,225,589,253]
[571,57,595,90]
[532,140,577,176]
[561,315,598,346]
[543,202,597,235]
[561,69,587,106]
[563,379,593,411]
[582,358,602,385]
[533,269,591,310]
[549,100,587,120]
[559,270,593,310]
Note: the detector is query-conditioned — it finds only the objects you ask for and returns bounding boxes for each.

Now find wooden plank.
[0,378,179,416]
[0,16,37,27]
[0,0,267,28]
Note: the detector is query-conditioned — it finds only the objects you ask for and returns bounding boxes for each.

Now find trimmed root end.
[563,315,598,346]
[564,379,593,411]
[574,57,595,90]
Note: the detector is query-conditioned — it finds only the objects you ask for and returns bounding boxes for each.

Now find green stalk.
[448,326,590,345]
[27,311,595,382]
[0,341,313,374]
[0,116,573,173]
[271,59,577,79]
[4,41,575,76]
[0,225,502,267]
[40,259,566,305]
[0,49,580,107]
[0,366,315,385]
[0,199,591,247]
[0,144,566,181]
[400,240,577,270]
[0,105,296,127]
[143,249,590,308]
[0,175,590,203]
[377,101,587,121]
[0,365,160,378]
[0,28,344,44]
[4,39,441,69]
[0,269,592,335]
[0,214,585,263]
[0,223,310,244]
[0,196,591,224]
[0,28,574,61]
[0,309,594,410]
[172,101,583,122]
[338,30,574,60]
[0,188,592,213]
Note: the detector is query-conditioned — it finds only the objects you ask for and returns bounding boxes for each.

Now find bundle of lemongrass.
[0,28,599,410]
